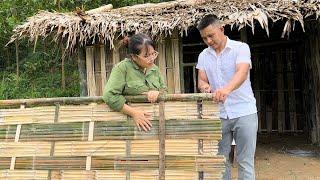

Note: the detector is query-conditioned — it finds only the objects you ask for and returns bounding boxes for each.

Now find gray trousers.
[218,113,258,180]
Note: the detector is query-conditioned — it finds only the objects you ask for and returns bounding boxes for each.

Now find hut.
[8,0,320,144]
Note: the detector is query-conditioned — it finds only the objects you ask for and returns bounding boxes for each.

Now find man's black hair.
[197,14,220,31]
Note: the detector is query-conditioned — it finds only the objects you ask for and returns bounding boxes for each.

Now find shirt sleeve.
[196,52,205,70]
[102,65,126,111]
[236,43,252,68]
[159,72,167,92]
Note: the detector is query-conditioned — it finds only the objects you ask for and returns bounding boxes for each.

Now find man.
[196,14,258,180]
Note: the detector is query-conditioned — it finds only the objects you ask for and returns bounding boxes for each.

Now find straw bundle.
[7,0,319,53]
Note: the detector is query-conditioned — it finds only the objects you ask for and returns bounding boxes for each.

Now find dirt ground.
[231,133,320,180]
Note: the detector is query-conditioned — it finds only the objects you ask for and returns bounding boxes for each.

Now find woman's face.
[133,45,158,69]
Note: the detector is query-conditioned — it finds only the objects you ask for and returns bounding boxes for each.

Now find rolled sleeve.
[236,43,252,68]
[196,52,206,70]
[102,66,126,111]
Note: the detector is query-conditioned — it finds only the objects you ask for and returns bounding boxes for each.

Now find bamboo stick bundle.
[0,169,224,180]
[0,157,11,169]
[0,106,55,125]
[0,93,224,179]
[0,140,218,158]
[9,155,225,171]
[0,119,221,141]
[0,170,48,180]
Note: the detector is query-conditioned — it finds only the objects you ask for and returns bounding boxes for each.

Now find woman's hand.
[132,110,152,132]
[147,90,160,103]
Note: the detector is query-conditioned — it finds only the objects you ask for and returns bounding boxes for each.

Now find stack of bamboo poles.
[0,93,225,179]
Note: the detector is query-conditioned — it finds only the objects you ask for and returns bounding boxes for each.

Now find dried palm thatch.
[8,0,320,53]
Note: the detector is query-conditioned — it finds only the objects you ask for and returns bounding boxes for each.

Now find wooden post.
[159,100,166,180]
[276,50,285,133]
[112,44,120,66]
[172,31,181,93]
[77,47,88,96]
[94,46,102,96]
[157,37,167,85]
[287,49,297,132]
[100,45,107,94]
[61,48,66,90]
[86,46,96,96]
[15,41,19,78]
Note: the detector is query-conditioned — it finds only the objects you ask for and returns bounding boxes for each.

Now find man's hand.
[199,83,212,93]
[147,90,160,103]
[213,87,232,102]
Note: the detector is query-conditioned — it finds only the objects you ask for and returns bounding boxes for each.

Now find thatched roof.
[8,0,320,53]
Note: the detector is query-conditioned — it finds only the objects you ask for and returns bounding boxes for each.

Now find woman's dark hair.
[123,33,155,55]
[197,14,220,31]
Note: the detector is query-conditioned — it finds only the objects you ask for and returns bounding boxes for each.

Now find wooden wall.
[84,31,182,97]
[302,21,320,144]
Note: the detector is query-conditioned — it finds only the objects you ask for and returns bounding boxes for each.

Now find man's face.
[200,24,225,50]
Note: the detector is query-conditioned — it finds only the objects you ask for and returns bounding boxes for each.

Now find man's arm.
[214,63,250,102]
[198,69,211,93]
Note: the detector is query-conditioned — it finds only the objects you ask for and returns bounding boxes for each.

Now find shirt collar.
[207,36,233,56]
[129,58,157,74]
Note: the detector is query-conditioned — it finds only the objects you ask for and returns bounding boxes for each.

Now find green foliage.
[0,0,172,100]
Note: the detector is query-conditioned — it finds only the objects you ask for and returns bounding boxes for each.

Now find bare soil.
[231,134,320,179]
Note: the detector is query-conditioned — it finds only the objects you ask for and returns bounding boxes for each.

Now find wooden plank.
[86,46,96,96]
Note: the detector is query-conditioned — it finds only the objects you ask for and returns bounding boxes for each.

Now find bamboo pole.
[159,100,165,180]
[0,93,215,108]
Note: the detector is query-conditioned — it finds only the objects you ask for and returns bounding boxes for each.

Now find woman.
[103,33,166,132]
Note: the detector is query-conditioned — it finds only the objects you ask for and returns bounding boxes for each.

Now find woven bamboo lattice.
[0,93,225,179]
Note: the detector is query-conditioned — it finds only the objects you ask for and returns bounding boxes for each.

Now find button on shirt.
[196,37,257,119]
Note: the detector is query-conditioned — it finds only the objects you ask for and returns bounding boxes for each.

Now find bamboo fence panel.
[0,93,224,179]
